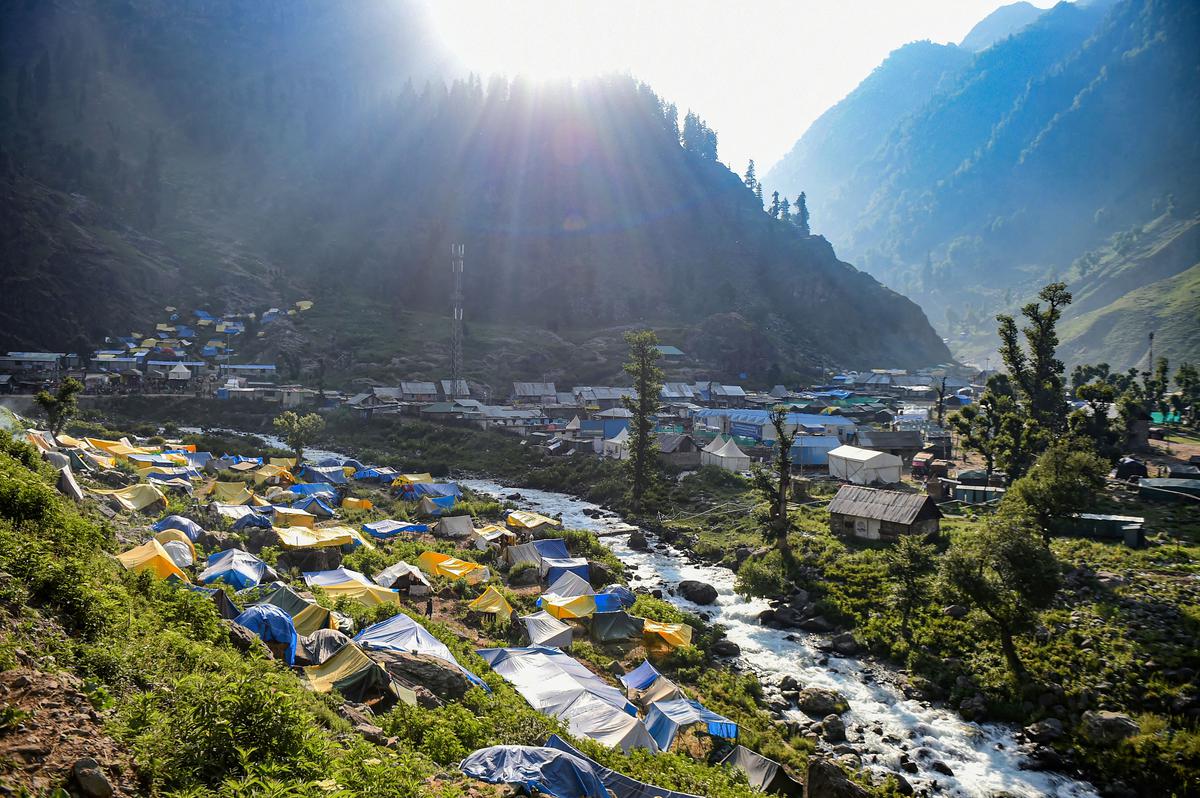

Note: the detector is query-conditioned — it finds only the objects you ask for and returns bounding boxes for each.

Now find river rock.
[821,714,846,742]
[780,674,802,692]
[677,580,718,605]
[758,609,777,626]
[733,545,754,568]
[711,639,741,657]
[831,632,860,655]
[72,758,113,798]
[628,530,650,551]
[799,615,834,632]
[797,687,848,717]
[942,604,969,619]
[929,760,954,776]
[1081,710,1139,744]
[788,588,811,607]
[588,560,617,587]
[1025,718,1064,742]
[774,607,805,627]
[805,758,870,798]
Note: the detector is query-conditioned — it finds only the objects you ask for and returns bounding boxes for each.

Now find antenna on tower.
[449,243,465,398]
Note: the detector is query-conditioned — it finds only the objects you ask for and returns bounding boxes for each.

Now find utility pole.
[450,243,464,398]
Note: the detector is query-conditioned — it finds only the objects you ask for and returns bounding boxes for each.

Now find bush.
[735,550,787,598]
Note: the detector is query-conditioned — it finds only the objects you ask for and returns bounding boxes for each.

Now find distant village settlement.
[2,301,1194,541]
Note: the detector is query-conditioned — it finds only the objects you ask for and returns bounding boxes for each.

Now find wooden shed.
[827,485,942,542]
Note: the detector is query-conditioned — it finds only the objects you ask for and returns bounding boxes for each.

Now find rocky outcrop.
[678,580,718,605]
[222,620,273,659]
[367,650,473,702]
[804,759,869,798]
[276,547,342,574]
[1081,710,1140,744]
[797,688,849,717]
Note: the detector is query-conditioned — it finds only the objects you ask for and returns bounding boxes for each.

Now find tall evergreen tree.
[795,192,810,235]
[768,190,781,218]
[743,159,757,193]
[752,407,797,562]
[779,197,791,223]
[621,330,664,514]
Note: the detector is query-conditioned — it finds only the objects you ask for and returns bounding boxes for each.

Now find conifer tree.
[795,192,810,235]
[743,160,757,193]
[779,197,791,223]
[622,330,664,514]
[768,191,781,218]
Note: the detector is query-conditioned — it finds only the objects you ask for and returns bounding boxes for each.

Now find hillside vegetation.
[767,0,1199,369]
[0,0,949,383]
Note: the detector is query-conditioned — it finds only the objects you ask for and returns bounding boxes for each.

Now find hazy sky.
[427,0,1062,175]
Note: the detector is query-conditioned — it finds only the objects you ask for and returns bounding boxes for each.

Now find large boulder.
[222,620,273,659]
[72,758,113,798]
[1024,718,1065,743]
[507,565,540,587]
[588,560,617,588]
[367,650,473,702]
[804,759,869,798]
[711,639,741,657]
[1081,710,1140,744]
[628,530,650,551]
[821,714,846,742]
[678,580,718,605]
[797,687,848,717]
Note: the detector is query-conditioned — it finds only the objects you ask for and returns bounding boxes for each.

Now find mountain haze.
[958,1,1045,52]
[0,0,949,387]
[767,0,1199,371]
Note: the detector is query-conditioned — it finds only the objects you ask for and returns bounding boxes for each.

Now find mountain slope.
[959,2,1045,51]
[767,0,1199,370]
[0,0,950,382]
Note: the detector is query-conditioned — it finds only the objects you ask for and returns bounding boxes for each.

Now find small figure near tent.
[425,596,434,618]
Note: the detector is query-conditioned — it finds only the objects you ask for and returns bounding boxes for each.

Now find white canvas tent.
[602,427,630,460]
[435,515,475,539]
[374,561,432,595]
[700,436,751,472]
[168,364,193,381]
[544,571,595,598]
[827,445,902,485]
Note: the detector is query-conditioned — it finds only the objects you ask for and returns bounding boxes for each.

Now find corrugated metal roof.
[828,485,940,525]
[514,382,556,396]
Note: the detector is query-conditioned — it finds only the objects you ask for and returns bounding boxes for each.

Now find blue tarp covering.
[146,467,202,481]
[290,482,338,498]
[544,735,702,798]
[789,435,841,466]
[128,453,176,467]
[228,455,264,465]
[353,466,397,481]
[542,558,589,584]
[425,495,457,513]
[597,585,636,609]
[233,604,297,665]
[363,519,429,539]
[401,482,463,499]
[592,593,624,613]
[355,613,488,690]
[533,539,570,560]
[200,548,275,590]
[694,408,856,428]
[619,660,660,691]
[153,515,205,541]
[458,746,608,798]
[230,512,273,531]
[298,465,348,485]
[291,496,335,517]
[644,698,738,751]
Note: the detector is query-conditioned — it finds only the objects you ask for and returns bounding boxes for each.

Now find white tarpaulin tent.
[544,571,594,599]
[827,445,902,485]
[520,611,575,648]
[602,427,630,460]
[168,364,193,381]
[477,647,657,752]
[700,436,751,473]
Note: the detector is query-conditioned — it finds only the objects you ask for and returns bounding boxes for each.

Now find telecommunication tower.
[450,243,465,398]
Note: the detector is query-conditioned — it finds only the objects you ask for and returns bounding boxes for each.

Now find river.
[459,479,1099,798]
[216,430,1096,796]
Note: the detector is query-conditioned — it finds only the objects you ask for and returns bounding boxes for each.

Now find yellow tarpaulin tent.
[272,509,321,533]
[277,525,351,548]
[540,594,596,620]
[253,464,295,485]
[303,643,415,705]
[228,461,258,473]
[55,433,84,448]
[90,483,167,512]
[392,473,434,486]
[295,300,314,311]
[507,510,561,530]
[342,497,373,511]
[643,620,693,652]
[319,581,401,607]
[468,585,513,615]
[199,481,255,505]
[84,437,150,459]
[153,529,197,562]
[116,540,189,581]
[293,602,337,636]
[416,551,490,584]
[269,457,298,469]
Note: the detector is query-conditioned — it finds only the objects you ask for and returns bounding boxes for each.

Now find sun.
[426,0,633,81]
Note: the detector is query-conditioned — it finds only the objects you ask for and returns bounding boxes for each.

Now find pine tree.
[743,160,757,193]
[622,330,664,514]
[681,111,701,155]
[768,191,781,218]
[751,407,796,562]
[795,192,810,235]
[779,197,791,223]
[754,182,763,206]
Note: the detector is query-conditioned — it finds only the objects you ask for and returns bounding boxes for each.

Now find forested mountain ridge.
[766,0,1199,370]
[0,0,950,385]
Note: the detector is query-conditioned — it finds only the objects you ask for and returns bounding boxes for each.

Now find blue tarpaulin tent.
[542,558,589,584]
[290,482,338,498]
[458,745,608,798]
[619,660,660,691]
[544,735,702,798]
[592,593,624,613]
[200,548,278,590]
[233,604,298,665]
[291,496,335,517]
[353,466,398,481]
[401,482,463,499]
[363,519,429,539]
[230,512,272,531]
[644,698,738,751]
[153,515,205,541]
[533,539,570,560]
[355,613,488,690]
[597,585,636,609]
[298,465,348,485]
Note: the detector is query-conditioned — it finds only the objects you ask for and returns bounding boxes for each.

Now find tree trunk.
[998,626,1025,679]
